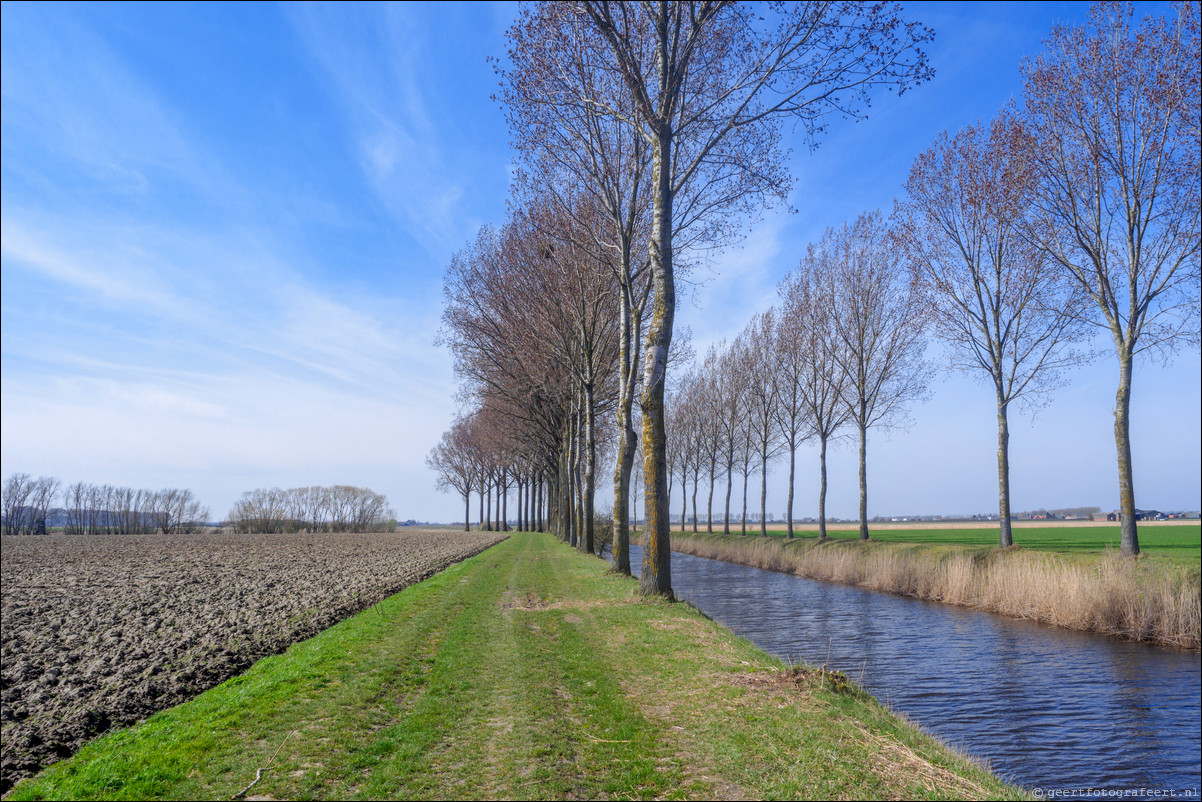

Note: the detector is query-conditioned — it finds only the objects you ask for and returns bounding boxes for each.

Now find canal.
[628,543,1201,797]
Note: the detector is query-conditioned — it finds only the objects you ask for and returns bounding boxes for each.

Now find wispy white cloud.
[678,210,791,356]
[0,8,233,204]
[285,2,507,260]
[2,211,451,398]
[1,4,460,517]
[1,219,176,310]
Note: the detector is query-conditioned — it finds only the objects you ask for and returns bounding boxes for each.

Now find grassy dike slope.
[6,533,1022,801]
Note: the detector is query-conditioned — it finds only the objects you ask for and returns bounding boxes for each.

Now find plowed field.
[0,529,506,791]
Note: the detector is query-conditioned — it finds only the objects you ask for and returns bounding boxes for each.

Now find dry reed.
[665,534,1200,648]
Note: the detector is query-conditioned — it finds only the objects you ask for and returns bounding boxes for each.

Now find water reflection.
[628,543,1201,795]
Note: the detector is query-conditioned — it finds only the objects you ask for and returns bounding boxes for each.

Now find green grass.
[727,523,1202,566]
[5,533,1024,801]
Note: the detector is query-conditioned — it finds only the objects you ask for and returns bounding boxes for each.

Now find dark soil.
[0,529,507,792]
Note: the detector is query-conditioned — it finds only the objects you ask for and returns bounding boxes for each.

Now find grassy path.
[7,533,1023,800]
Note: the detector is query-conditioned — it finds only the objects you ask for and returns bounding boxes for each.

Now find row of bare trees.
[2,474,63,536]
[900,2,1198,555]
[428,409,552,534]
[226,485,395,534]
[663,2,1199,555]
[435,194,625,558]
[1,472,210,536]
[429,1,935,597]
[668,210,930,542]
[432,2,1195,590]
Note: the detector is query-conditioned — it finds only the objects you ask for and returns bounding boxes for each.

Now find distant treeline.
[1,473,209,536]
[227,485,396,533]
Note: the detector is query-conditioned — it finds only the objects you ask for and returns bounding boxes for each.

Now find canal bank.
[649,531,1200,647]
[5,533,1020,801]
[628,542,1202,798]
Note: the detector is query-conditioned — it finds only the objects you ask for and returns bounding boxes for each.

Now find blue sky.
[2,1,1198,524]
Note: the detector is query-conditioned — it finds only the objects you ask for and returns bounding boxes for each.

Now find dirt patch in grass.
[722,665,862,700]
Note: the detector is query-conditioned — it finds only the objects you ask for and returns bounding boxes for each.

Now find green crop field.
[740,523,1202,565]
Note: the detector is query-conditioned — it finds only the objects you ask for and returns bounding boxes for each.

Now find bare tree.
[777,262,851,539]
[711,342,746,535]
[1021,1,1201,554]
[2,473,34,535]
[666,384,692,532]
[736,311,784,536]
[428,418,479,531]
[27,476,61,535]
[671,366,706,533]
[63,481,87,535]
[577,0,935,596]
[694,345,726,533]
[826,211,931,539]
[1,474,61,535]
[896,111,1091,547]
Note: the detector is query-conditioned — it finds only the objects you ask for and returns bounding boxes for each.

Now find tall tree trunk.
[740,468,749,535]
[722,458,733,534]
[679,471,688,533]
[485,478,492,532]
[639,124,674,598]
[464,492,470,532]
[858,419,869,540]
[568,414,579,548]
[997,391,1013,548]
[706,465,715,533]
[690,477,698,533]
[536,473,544,533]
[640,372,672,597]
[786,432,796,539]
[612,281,639,573]
[759,439,769,536]
[576,415,586,550]
[478,481,485,532]
[612,401,635,573]
[501,471,508,532]
[1116,350,1139,555]
[818,434,829,540]
[582,383,596,555]
[561,437,572,543]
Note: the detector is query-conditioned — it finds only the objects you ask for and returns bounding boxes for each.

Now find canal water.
[627,543,1201,797]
